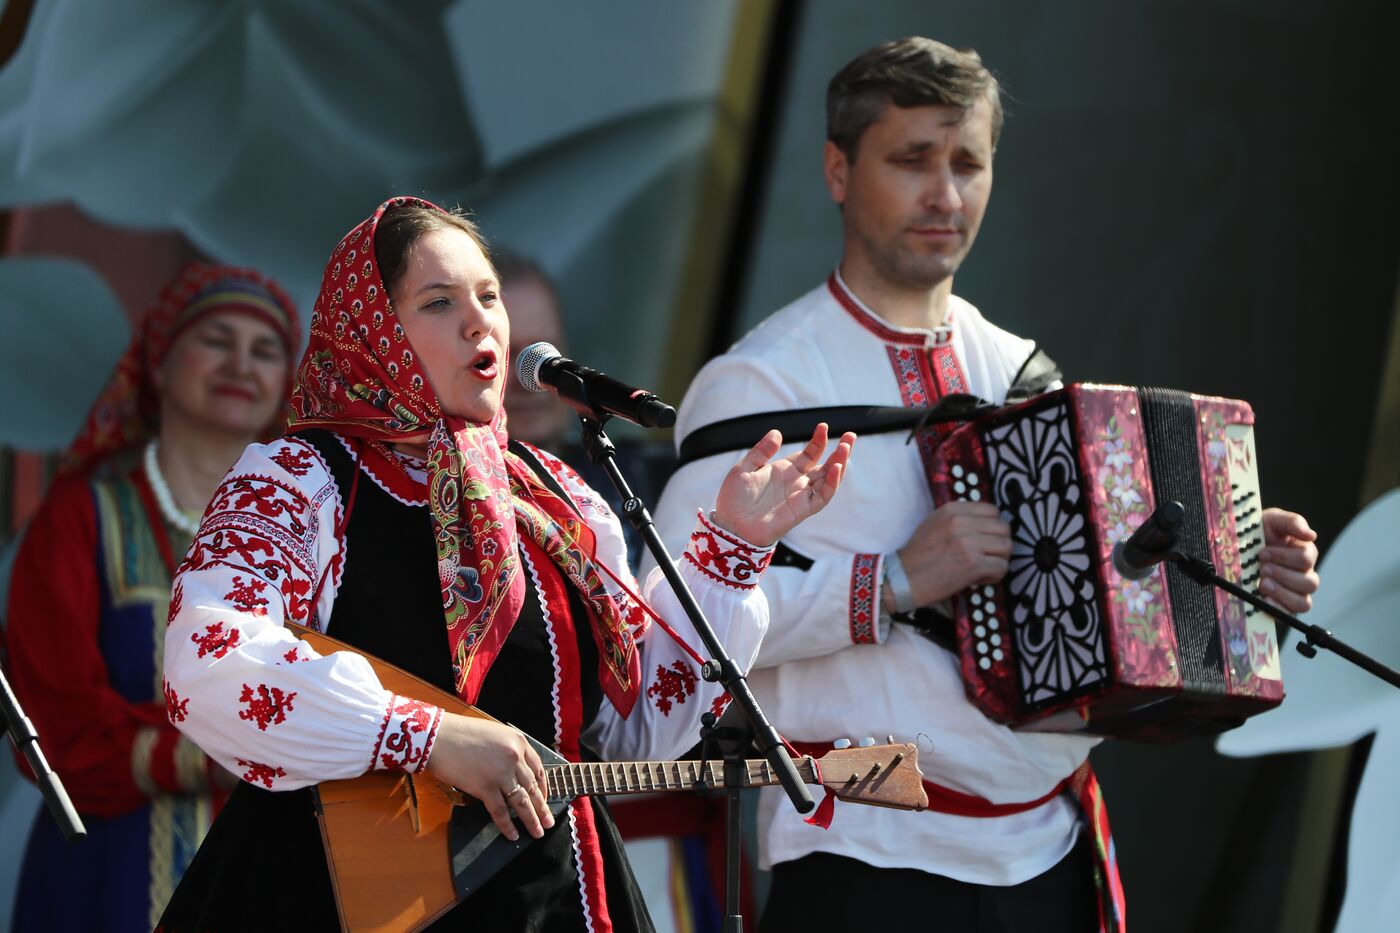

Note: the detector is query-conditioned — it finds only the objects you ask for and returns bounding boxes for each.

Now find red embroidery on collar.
[337,434,428,506]
[826,273,955,347]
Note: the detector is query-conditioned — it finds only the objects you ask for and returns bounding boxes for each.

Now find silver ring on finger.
[504,783,526,800]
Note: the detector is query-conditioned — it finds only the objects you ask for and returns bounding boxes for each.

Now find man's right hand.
[892,500,1012,608]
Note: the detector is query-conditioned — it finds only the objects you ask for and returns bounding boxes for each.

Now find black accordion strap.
[675,346,1062,468]
[1006,343,1062,401]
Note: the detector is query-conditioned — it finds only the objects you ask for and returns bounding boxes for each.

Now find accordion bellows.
[931,383,1283,742]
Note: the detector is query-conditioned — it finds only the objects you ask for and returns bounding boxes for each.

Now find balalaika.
[285,623,927,932]
[930,383,1283,741]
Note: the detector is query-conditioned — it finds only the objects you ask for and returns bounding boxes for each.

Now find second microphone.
[515,342,677,429]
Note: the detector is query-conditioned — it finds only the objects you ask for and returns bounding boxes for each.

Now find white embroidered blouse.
[163,435,772,791]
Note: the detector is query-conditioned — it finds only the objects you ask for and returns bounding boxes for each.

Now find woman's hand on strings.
[427,713,554,842]
[711,423,855,548]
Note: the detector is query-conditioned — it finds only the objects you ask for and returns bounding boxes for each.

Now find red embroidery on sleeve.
[236,758,287,788]
[191,622,242,660]
[280,574,313,624]
[224,575,270,615]
[682,511,774,589]
[646,661,698,716]
[164,679,189,723]
[281,646,306,664]
[269,445,316,477]
[181,467,334,631]
[182,528,278,577]
[237,683,298,730]
[167,581,184,626]
[849,554,879,645]
[374,697,441,772]
[224,478,309,533]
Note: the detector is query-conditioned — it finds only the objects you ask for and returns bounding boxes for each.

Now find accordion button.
[990,633,1002,647]
[833,738,852,749]
[968,473,980,486]
[982,586,996,598]
[954,481,967,495]
[986,603,997,615]
[972,609,984,622]
[988,619,999,631]
[979,657,992,670]
[971,592,982,605]
[992,648,1004,662]
[976,641,988,654]
[975,625,986,638]
[969,489,982,501]
[952,464,965,478]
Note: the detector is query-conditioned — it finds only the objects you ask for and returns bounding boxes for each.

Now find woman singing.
[156,197,854,931]
[5,263,299,933]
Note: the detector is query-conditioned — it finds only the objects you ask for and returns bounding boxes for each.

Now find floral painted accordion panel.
[930,383,1283,742]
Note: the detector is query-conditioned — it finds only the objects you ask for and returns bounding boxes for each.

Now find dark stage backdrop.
[717,2,1400,931]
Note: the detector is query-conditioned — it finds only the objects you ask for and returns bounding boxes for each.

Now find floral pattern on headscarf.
[62,262,300,475]
[289,197,640,715]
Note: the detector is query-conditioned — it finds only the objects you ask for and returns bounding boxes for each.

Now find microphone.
[515,342,677,429]
[1111,501,1185,581]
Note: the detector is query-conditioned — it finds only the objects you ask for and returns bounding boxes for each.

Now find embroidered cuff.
[371,694,443,774]
[849,553,881,645]
[682,509,775,590]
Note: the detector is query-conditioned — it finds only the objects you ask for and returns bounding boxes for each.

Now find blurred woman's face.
[157,311,288,438]
[392,228,509,424]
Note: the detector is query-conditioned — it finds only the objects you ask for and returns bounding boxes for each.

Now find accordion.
[930,383,1283,742]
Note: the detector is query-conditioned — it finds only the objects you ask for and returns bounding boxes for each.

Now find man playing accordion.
[650,36,1320,933]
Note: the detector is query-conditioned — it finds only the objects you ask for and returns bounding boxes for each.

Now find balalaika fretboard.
[542,756,822,800]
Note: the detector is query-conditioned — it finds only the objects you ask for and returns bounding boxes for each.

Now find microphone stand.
[1,666,85,841]
[570,410,813,933]
[1165,550,1400,689]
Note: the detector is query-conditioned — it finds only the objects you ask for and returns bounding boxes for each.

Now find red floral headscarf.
[289,197,641,715]
[62,262,300,474]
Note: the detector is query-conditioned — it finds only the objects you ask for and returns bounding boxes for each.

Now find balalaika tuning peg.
[858,737,876,747]
[833,738,852,749]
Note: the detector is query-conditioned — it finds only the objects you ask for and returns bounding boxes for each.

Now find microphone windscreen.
[1110,541,1155,581]
[515,341,562,393]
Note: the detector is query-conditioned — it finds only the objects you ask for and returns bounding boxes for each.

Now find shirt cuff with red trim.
[849,553,886,645]
[682,509,775,590]
[370,694,443,774]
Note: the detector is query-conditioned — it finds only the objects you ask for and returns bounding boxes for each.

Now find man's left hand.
[1259,508,1320,614]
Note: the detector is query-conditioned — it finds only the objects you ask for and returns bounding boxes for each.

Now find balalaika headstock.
[810,743,928,811]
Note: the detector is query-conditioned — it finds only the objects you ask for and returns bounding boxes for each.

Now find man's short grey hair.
[826,37,1004,159]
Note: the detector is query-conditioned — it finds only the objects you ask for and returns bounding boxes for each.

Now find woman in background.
[5,263,299,932]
